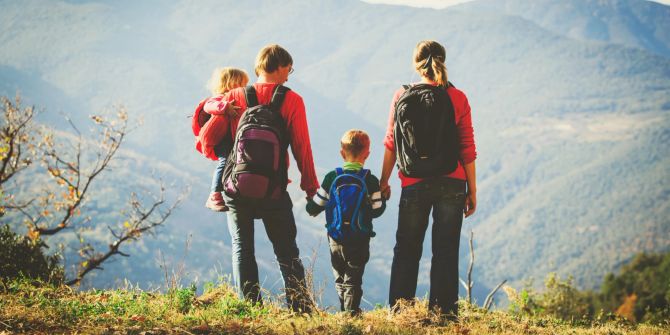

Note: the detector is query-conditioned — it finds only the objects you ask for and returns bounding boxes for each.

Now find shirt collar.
[343,162,363,171]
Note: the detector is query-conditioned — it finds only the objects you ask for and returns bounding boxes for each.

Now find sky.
[362,0,670,9]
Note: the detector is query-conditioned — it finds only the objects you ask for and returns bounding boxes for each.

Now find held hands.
[464,191,477,218]
[380,180,391,200]
[305,196,320,217]
[225,99,242,117]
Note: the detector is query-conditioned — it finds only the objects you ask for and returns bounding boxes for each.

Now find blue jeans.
[389,177,466,316]
[210,141,232,193]
[223,191,311,312]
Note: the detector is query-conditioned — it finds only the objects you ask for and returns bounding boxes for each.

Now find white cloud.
[361,0,670,9]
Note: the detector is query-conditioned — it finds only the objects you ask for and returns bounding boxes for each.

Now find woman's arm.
[463,160,477,218]
[380,148,396,200]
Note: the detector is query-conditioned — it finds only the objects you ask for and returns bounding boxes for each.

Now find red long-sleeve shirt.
[213,83,319,197]
[196,95,230,160]
[383,83,477,188]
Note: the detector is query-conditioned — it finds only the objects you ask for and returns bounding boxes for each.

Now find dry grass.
[0,279,668,335]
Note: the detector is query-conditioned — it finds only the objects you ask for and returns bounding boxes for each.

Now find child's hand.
[225,99,242,117]
[305,197,321,217]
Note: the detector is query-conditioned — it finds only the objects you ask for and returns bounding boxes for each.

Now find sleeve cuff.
[461,153,477,165]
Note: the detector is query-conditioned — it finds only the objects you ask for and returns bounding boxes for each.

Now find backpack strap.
[269,85,290,111]
[335,167,344,176]
[244,85,259,108]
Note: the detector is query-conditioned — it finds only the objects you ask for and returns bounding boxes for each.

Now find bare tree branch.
[484,279,508,311]
[1,96,183,288]
[459,230,475,304]
[37,114,127,236]
[0,96,37,187]
[66,180,182,286]
[467,230,474,304]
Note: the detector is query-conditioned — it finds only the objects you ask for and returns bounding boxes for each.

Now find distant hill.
[0,0,668,308]
[460,0,670,57]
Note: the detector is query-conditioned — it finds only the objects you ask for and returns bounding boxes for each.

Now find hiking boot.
[205,192,228,212]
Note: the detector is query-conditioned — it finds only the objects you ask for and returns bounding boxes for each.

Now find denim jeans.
[223,191,311,312]
[210,140,232,193]
[388,177,466,316]
[328,236,370,314]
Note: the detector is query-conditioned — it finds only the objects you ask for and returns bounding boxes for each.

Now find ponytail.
[413,40,449,87]
[431,57,448,87]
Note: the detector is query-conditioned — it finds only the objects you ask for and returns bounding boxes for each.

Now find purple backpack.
[222,85,289,200]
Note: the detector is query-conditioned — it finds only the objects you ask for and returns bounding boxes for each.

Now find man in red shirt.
[221,44,319,312]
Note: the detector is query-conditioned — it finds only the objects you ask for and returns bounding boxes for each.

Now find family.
[192,40,477,319]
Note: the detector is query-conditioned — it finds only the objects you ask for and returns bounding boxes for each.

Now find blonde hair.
[208,67,249,96]
[254,44,293,76]
[413,40,448,87]
[341,129,370,158]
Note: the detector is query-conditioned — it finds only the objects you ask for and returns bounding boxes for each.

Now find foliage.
[0,224,63,283]
[0,95,181,285]
[170,284,196,314]
[505,252,670,326]
[0,96,39,192]
[540,274,596,322]
[1,279,668,335]
[598,252,670,323]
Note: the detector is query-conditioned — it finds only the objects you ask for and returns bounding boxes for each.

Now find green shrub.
[599,252,670,323]
[0,224,63,283]
[171,284,196,313]
[506,273,594,324]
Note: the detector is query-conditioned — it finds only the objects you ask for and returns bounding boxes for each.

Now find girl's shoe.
[205,192,229,212]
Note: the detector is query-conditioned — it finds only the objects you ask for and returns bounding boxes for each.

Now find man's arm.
[286,95,319,198]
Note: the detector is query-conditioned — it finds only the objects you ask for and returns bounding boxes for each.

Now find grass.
[0,279,668,335]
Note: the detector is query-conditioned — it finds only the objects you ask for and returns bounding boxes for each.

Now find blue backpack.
[325,168,374,242]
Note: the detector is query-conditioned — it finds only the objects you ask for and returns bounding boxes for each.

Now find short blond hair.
[341,129,370,158]
[254,44,293,76]
[208,67,249,96]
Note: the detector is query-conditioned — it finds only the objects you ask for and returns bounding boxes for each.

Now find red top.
[383,83,477,188]
[204,83,319,197]
[195,95,230,159]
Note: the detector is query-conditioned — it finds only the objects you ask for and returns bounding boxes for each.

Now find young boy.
[306,129,386,315]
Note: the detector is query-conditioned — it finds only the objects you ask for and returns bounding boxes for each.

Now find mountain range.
[1,0,668,308]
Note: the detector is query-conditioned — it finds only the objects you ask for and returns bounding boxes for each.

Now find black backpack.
[222,85,290,200]
[393,83,459,178]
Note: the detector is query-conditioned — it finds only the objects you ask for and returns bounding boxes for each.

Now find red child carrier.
[191,98,210,137]
[222,85,290,200]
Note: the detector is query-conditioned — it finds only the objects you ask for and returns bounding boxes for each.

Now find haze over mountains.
[1,0,668,308]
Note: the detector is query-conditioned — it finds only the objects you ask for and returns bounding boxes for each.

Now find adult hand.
[464,191,477,218]
[380,180,391,200]
[225,99,242,117]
